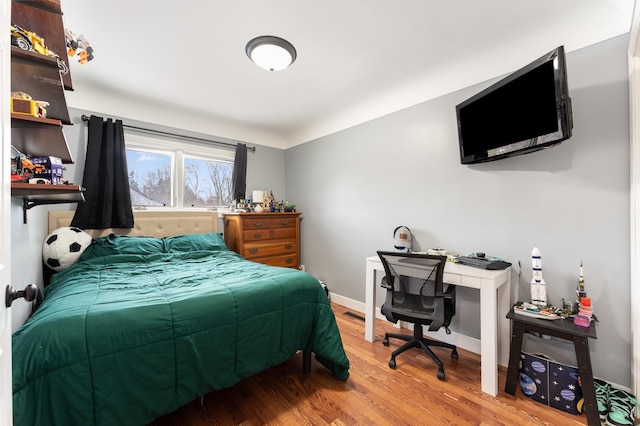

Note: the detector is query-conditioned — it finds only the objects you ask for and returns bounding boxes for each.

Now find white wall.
[286,34,632,388]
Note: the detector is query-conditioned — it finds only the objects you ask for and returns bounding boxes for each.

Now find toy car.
[65,29,94,64]
[10,24,68,75]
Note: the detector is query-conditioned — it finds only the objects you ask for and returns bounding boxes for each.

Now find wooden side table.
[504,306,599,426]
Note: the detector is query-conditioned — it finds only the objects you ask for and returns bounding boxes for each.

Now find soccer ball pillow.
[42,227,92,271]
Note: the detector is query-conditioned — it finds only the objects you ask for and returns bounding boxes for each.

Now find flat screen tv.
[455,46,573,164]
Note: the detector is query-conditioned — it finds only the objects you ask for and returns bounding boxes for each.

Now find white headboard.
[48,210,219,238]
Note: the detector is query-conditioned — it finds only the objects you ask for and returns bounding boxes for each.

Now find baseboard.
[328,292,481,355]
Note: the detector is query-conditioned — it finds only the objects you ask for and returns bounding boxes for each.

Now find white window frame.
[124,131,235,211]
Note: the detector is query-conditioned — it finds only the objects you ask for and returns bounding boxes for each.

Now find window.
[183,155,233,207]
[125,132,234,209]
[127,148,173,206]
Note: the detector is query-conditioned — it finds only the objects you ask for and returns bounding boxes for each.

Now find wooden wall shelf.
[11,113,61,126]
[11,0,72,90]
[11,46,71,124]
[11,183,85,223]
[11,114,73,163]
[11,0,78,224]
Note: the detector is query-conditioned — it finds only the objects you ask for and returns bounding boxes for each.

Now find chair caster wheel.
[451,349,458,360]
[383,337,389,346]
[437,370,445,381]
[389,358,396,369]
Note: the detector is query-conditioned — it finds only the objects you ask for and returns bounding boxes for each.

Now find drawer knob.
[280,221,289,226]
[253,222,263,227]
[249,248,258,254]
[253,233,263,239]
[284,244,293,249]
[286,258,293,264]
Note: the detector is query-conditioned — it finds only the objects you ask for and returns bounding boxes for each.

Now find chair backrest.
[377,251,452,330]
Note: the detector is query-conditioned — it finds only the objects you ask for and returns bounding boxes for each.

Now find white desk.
[365,255,511,396]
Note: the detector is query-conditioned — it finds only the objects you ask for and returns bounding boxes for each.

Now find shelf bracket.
[14,186,85,224]
[21,198,66,224]
[22,198,36,224]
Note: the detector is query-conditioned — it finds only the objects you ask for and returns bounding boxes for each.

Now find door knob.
[5,284,38,308]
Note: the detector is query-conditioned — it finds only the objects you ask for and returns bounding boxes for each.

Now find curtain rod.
[80,114,256,152]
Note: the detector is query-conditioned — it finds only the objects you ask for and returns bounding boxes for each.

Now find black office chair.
[377,250,458,380]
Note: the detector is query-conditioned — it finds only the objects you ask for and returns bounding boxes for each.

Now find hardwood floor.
[151,303,589,425]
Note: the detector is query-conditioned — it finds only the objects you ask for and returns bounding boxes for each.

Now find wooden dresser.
[223,212,302,269]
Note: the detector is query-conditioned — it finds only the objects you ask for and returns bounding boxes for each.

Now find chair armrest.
[434,284,456,317]
[444,284,456,317]
[436,285,456,299]
[381,276,393,289]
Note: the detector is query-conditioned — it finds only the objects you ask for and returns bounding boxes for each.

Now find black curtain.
[231,143,247,201]
[71,115,134,229]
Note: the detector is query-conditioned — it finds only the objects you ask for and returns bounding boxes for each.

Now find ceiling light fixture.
[246,35,297,72]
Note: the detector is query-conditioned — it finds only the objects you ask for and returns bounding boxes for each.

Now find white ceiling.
[60,0,634,149]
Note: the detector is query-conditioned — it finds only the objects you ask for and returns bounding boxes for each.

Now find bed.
[12,211,350,426]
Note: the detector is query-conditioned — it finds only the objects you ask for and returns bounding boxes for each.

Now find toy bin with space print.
[519,352,584,415]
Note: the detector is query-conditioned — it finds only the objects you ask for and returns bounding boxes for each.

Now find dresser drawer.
[242,241,297,259]
[243,218,271,230]
[259,253,299,268]
[272,227,296,239]
[242,229,271,242]
[271,217,295,228]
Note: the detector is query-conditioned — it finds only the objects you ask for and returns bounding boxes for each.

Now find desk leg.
[480,280,499,396]
[497,273,511,367]
[505,320,525,395]
[574,337,599,426]
[365,261,377,342]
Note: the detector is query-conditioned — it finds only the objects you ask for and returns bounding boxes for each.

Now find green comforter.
[12,233,349,426]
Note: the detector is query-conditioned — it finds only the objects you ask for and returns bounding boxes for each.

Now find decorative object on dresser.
[251,189,265,212]
[224,212,301,269]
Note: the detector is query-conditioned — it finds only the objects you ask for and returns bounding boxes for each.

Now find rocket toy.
[531,247,547,307]
[576,261,586,313]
